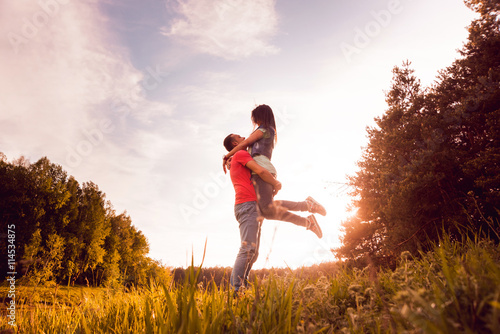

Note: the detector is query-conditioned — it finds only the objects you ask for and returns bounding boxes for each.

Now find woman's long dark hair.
[251,104,277,143]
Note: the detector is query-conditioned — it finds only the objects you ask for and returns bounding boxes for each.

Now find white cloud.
[163,0,279,60]
[0,1,178,233]
[0,1,173,165]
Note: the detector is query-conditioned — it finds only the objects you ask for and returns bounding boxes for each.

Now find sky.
[1,0,478,269]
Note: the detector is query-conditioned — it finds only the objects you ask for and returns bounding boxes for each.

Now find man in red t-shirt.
[223,134,281,292]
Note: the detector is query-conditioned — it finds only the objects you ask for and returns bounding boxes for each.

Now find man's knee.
[239,241,258,262]
[241,240,257,252]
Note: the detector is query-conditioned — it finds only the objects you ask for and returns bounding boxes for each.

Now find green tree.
[101,249,121,287]
[338,0,499,265]
[339,62,432,265]
[1,154,157,286]
[23,230,65,285]
[59,176,83,285]
[128,229,149,285]
[441,0,500,231]
[22,229,42,280]
[0,156,38,261]
[76,182,110,286]
[102,212,150,286]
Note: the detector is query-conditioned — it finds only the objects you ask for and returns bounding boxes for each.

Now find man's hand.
[273,180,282,196]
[246,160,281,192]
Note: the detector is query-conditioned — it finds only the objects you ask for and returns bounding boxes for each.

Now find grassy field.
[1,236,500,333]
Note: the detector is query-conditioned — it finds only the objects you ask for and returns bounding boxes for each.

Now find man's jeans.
[231,201,261,291]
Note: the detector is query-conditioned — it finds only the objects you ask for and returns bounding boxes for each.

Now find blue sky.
[1,0,477,268]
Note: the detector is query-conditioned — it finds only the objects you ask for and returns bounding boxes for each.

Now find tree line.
[337,0,499,266]
[0,155,169,287]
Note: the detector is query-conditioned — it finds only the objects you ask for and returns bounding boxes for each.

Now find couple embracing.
[223,104,326,292]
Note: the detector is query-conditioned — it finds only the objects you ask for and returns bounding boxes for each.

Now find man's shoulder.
[231,150,253,171]
[234,150,251,159]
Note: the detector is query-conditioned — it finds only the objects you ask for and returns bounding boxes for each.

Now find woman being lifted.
[223,104,326,238]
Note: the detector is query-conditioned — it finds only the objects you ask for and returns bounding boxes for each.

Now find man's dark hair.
[223,134,236,152]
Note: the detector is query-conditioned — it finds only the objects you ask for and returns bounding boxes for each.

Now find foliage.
[1,235,500,333]
[0,156,161,287]
[337,0,500,265]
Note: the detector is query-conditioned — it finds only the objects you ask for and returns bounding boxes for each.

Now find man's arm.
[245,160,282,194]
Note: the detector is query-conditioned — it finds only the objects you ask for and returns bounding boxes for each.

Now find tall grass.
[1,235,500,333]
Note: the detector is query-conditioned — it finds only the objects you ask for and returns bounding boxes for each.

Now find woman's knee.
[261,201,288,220]
[259,201,275,217]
